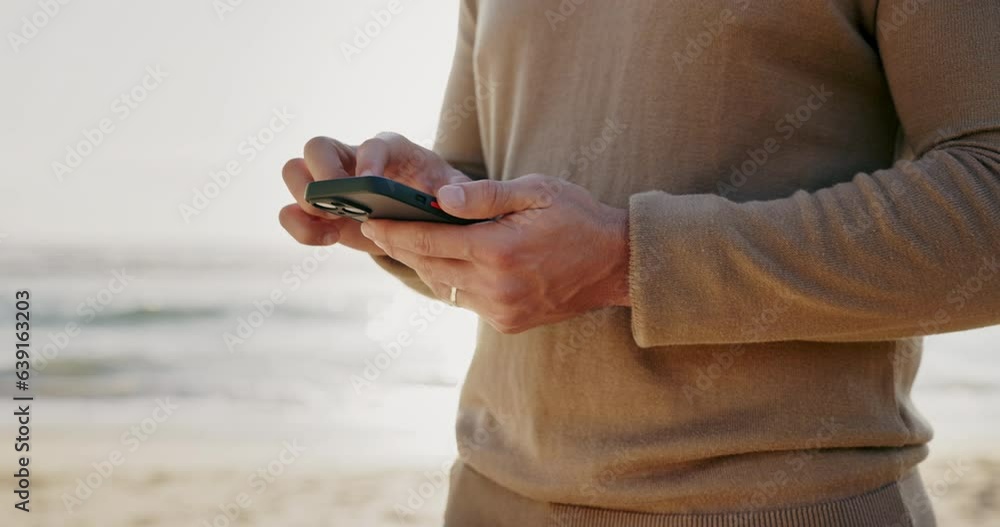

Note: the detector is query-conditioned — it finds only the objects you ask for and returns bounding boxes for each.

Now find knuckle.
[528,177,553,196]
[524,174,561,206]
[492,281,524,306]
[523,173,551,184]
[411,230,434,255]
[304,136,333,158]
[486,245,518,268]
[400,148,432,177]
[356,137,387,158]
[374,131,405,144]
[485,182,507,209]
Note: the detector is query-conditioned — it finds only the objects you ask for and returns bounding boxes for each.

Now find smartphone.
[305,176,483,224]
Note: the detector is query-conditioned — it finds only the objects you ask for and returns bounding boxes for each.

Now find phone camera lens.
[314,202,341,212]
[340,203,367,215]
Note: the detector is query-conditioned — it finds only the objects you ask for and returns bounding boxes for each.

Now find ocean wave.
[20,303,348,328]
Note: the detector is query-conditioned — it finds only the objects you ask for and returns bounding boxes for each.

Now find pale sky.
[0,0,458,247]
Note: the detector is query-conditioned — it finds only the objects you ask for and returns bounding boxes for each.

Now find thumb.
[436,176,558,219]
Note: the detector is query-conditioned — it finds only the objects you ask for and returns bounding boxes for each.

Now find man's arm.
[628,0,1000,347]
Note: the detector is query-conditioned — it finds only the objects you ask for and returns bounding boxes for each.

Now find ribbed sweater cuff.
[628,190,730,348]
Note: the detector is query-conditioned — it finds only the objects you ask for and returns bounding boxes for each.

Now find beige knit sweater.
[374,0,1000,520]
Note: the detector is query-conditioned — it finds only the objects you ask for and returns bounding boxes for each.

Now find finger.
[385,248,474,289]
[436,175,560,219]
[360,219,478,260]
[303,136,355,182]
[424,280,489,313]
[279,204,342,246]
[283,158,343,219]
[334,220,386,255]
[355,132,438,191]
[354,136,390,176]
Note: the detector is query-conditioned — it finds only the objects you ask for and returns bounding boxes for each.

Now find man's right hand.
[279,132,471,254]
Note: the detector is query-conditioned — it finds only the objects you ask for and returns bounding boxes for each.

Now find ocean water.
[0,244,479,465]
[0,244,996,465]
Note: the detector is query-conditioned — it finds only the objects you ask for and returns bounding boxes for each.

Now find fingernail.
[438,185,465,208]
[359,169,375,177]
[322,232,338,245]
[360,222,374,238]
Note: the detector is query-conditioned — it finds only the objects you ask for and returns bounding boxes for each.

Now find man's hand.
[359,174,631,333]
[279,132,471,253]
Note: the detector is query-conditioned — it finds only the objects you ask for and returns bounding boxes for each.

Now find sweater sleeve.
[371,0,487,298]
[628,0,1000,347]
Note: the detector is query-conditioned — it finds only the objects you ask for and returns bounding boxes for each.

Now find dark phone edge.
[304,177,482,225]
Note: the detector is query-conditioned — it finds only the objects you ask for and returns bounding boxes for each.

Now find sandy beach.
[5,440,996,526]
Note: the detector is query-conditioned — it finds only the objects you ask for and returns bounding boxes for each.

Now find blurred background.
[0,1,996,525]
